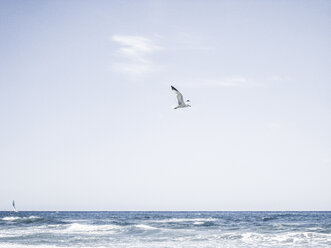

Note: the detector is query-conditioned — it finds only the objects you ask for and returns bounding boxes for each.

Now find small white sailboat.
[12,200,18,212]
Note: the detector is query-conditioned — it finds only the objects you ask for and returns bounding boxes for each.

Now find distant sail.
[12,200,18,212]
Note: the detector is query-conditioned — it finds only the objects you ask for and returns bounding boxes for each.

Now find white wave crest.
[0,244,60,248]
[155,218,217,223]
[66,223,121,233]
[193,221,204,225]
[135,224,157,230]
[27,216,40,220]
[1,216,40,221]
[241,231,331,245]
[1,217,21,221]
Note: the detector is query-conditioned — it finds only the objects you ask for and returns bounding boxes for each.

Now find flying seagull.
[171,85,191,109]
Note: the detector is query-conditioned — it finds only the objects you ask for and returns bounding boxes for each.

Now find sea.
[0,211,330,247]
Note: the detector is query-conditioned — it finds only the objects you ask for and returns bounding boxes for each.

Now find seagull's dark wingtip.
[171,85,177,91]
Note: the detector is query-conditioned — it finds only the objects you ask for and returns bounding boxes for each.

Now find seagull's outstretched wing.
[171,86,184,105]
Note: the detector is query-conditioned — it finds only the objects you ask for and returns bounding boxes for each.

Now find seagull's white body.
[171,86,191,109]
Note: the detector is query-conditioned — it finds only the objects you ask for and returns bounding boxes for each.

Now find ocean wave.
[241,231,331,244]
[1,216,42,222]
[216,232,243,240]
[0,215,67,227]
[154,217,217,223]
[0,212,330,247]
[0,244,60,248]
[193,221,204,225]
[262,216,277,221]
[1,216,21,221]
[66,223,121,233]
[134,224,157,230]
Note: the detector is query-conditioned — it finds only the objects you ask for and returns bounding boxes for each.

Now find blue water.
[0,211,330,247]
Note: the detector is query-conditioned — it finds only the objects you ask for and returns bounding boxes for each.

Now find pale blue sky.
[0,0,330,210]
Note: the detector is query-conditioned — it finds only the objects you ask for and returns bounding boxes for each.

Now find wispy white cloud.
[180,76,264,88]
[180,75,293,88]
[172,32,213,51]
[111,35,163,78]
[266,76,294,82]
[211,76,262,87]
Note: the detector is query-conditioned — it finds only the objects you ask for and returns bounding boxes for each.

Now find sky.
[0,0,330,211]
